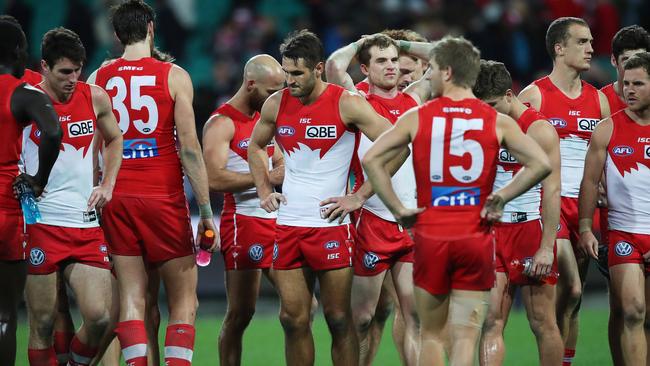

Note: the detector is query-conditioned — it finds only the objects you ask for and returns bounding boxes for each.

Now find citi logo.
[612,145,634,156]
[430,186,480,207]
[549,118,567,128]
[277,126,295,136]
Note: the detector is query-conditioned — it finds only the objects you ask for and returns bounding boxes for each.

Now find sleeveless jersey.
[94,57,183,197]
[600,83,627,114]
[357,92,417,221]
[21,69,42,85]
[275,84,356,227]
[0,75,26,212]
[356,80,370,94]
[412,97,499,238]
[213,103,276,219]
[605,110,650,234]
[493,108,545,223]
[22,82,99,227]
[534,76,602,198]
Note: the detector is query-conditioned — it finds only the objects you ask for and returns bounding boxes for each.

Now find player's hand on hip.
[198,218,220,252]
[578,231,599,260]
[87,184,113,211]
[480,193,505,223]
[395,207,425,228]
[320,194,364,224]
[531,246,553,278]
[261,192,286,213]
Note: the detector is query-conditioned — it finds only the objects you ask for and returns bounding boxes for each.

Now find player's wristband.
[578,218,593,234]
[199,203,213,219]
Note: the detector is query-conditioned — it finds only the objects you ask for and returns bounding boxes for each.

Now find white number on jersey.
[105,75,159,135]
[430,117,485,183]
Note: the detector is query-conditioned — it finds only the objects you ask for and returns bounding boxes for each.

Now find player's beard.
[250,88,265,112]
[291,76,316,98]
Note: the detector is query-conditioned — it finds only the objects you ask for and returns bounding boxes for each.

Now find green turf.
[15,309,611,365]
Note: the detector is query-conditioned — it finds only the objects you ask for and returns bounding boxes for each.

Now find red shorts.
[494,220,557,286]
[26,224,110,274]
[220,213,275,270]
[273,224,354,271]
[608,230,650,273]
[558,197,602,244]
[0,209,26,261]
[353,208,414,276]
[413,229,495,295]
[102,193,194,263]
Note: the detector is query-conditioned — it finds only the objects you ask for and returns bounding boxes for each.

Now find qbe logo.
[122,138,159,160]
[277,126,295,136]
[430,186,480,207]
[67,120,94,137]
[305,125,337,139]
[549,118,567,128]
[498,148,517,164]
[363,252,379,270]
[645,145,650,160]
[238,138,250,149]
[577,118,598,132]
[248,244,264,262]
[29,247,46,266]
[614,241,633,257]
[612,145,634,157]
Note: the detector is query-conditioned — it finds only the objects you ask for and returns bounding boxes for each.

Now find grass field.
[15,308,611,365]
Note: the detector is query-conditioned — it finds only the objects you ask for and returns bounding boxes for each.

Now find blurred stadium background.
[3,0,643,364]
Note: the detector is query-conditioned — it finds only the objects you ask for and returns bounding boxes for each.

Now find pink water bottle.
[511,258,559,285]
[196,229,215,267]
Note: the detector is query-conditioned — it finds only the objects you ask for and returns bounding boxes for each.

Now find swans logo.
[614,241,633,257]
[248,244,264,262]
[29,248,46,266]
[363,252,380,270]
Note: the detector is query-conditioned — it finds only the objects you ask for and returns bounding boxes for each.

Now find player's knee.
[279,310,310,334]
[324,310,351,336]
[374,301,393,324]
[567,283,583,306]
[622,300,645,327]
[527,311,555,337]
[30,313,55,339]
[224,306,256,331]
[353,310,374,334]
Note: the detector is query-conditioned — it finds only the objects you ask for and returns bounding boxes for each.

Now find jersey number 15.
[430,117,485,183]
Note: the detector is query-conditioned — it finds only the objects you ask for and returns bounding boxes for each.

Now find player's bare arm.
[578,118,613,259]
[88,84,123,210]
[320,91,409,223]
[11,84,62,196]
[248,91,286,212]
[169,64,218,250]
[484,113,551,222]
[325,38,365,93]
[518,84,542,110]
[269,142,285,186]
[403,67,432,104]
[397,40,437,62]
[598,90,612,118]
[527,119,561,277]
[362,108,423,228]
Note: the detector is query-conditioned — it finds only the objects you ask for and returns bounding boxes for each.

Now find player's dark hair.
[111,0,155,46]
[545,17,589,60]
[623,52,650,77]
[431,36,481,88]
[41,27,86,68]
[612,25,650,60]
[0,15,27,67]
[473,60,512,100]
[279,29,323,69]
[358,34,399,66]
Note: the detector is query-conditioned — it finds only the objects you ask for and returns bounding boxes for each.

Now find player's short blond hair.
[431,36,481,89]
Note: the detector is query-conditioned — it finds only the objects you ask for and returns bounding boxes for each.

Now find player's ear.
[441,65,452,83]
[246,79,255,92]
[610,54,617,68]
[314,61,324,78]
[554,42,564,58]
[505,89,514,103]
[40,59,49,74]
[360,63,369,76]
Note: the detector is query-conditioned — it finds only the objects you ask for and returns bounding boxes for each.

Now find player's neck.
[549,63,582,97]
[628,108,650,124]
[229,89,256,118]
[122,41,152,61]
[509,99,528,120]
[441,83,473,101]
[368,83,398,99]
[41,82,71,104]
[614,79,623,98]
[300,80,327,105]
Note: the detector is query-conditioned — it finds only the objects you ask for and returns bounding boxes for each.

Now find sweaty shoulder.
[260,89,284,122]
[518,83,542,110]
[168,64,192,100]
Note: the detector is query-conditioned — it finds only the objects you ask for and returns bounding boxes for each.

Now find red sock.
[164,324,195,366]
[115,320,148,366]
[67,335,98,366]
[53,331,74,366]
[28,347,57,366]
[563,348,576,366]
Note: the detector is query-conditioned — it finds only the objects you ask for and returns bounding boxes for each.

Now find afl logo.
[277,126,295,136]
[612,145,634,157]
[614,241,633,257]
[549,118,567,128]
[29,248,46,266]
[34,129,41,137]
[324,241,340,250]
[238,138,250,149]
[363,252,380,270]
[272,243,279,261]
[248,244,264,262]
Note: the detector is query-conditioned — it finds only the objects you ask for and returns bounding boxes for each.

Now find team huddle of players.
[1,1,650,366]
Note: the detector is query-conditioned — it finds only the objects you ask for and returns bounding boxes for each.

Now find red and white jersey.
[600,83,627,114]
[533,76,603,198]
[0,75,27,212]
[605,110,650,234]
[22,82,99,227]
[212,103,275,219]
[274,84,356,227]
[355,80,370,94]
[94,57,184,197]
[21,69,42,86]
[494,108,545,223]
[412,97,499,238]
[357,92,417,221]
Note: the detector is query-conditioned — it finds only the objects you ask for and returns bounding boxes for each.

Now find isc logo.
[549,118,567,128]
[327,253,340,260]
[612,145,634,157]
[123,138,159,159]
[306,125,337,139]
[498,148,517,163]
[430,186,480,206]
[577,118,598,132]
[67,120,94,137]
[277,126,295,136]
